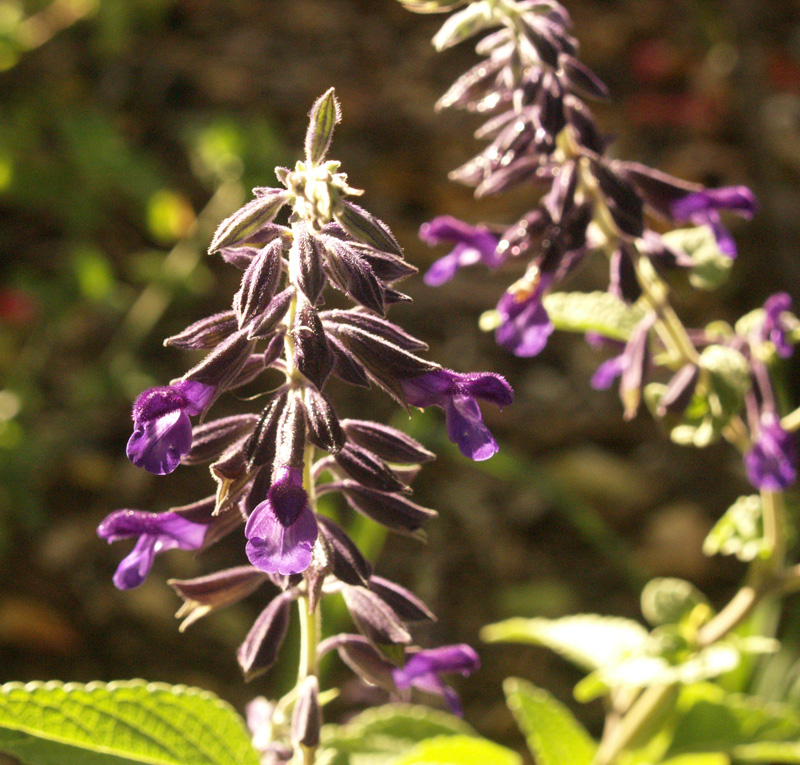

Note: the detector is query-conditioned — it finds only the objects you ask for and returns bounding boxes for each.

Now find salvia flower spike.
[413,0,800,496]
[102,89,509,757]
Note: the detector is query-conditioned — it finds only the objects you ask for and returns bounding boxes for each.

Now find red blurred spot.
[767,51,800,92]
[0,288,37,327]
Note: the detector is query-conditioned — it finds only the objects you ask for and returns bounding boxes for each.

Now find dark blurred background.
[2,0,800,754]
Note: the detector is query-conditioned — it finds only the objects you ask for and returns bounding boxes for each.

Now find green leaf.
[481,615,648,672]
[732,741,800,762]
[0,680,260,765]
[576,644,741,701]
[394,735,522,765]
[504,678,596,765]
[318,704,474,765]
[542,291,646,341]
[662,226,733,291]
[703,495,768,562]
[640,578,711,627]
[670,345,750,448]
[666,689,800,759]
[661,755,730,765]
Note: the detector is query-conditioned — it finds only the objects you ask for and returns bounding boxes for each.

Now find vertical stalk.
[293,440,320,765]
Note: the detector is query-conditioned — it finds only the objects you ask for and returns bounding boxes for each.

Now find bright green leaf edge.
[0,680,260,765]
[504,678,596,765]
[394,734,522,765]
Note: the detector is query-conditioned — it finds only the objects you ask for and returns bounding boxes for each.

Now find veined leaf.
[665,689,800,759]
[394,735,522,765]
[504,678,596,765]
[543,291,646,341]
[0,680,259,765]
[318,703,474,765]
[576,644,741,701]
[482,614,648,672]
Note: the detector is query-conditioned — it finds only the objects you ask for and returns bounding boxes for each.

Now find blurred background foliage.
[3,0,800,755]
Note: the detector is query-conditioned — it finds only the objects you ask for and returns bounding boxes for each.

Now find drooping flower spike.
[417,0,759,364]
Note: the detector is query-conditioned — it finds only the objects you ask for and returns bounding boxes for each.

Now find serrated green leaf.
[319,704,474,765]
[504,678,596,765]
[662,226,732,291]
[394,735,522,765]
[0,680,259,765]
[542,291,646,341]
[481,615,648,672]
[666,692,800,759]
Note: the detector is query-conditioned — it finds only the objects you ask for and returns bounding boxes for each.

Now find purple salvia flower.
[744,411,797,491]
[401,369,513,461]
[245,466,319,576]
[590,315,655,420]
[670,186,758,258]
[126,380,215,474]
[420,216,502,286]
[590,350,626,390]
[97,510,207,590]
[495,278,554,357]
[392,644,480,716]
[761,292,794,359]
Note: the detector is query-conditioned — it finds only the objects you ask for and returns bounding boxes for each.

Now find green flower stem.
[297,595,318,685]
[294,594,319,765]
[294,442,321,765]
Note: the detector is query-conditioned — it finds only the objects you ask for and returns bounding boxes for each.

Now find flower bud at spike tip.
[305,88,341,165]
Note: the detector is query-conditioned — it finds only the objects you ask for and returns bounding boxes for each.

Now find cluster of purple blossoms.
[414,0,798,493]
[98,90,503,748]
